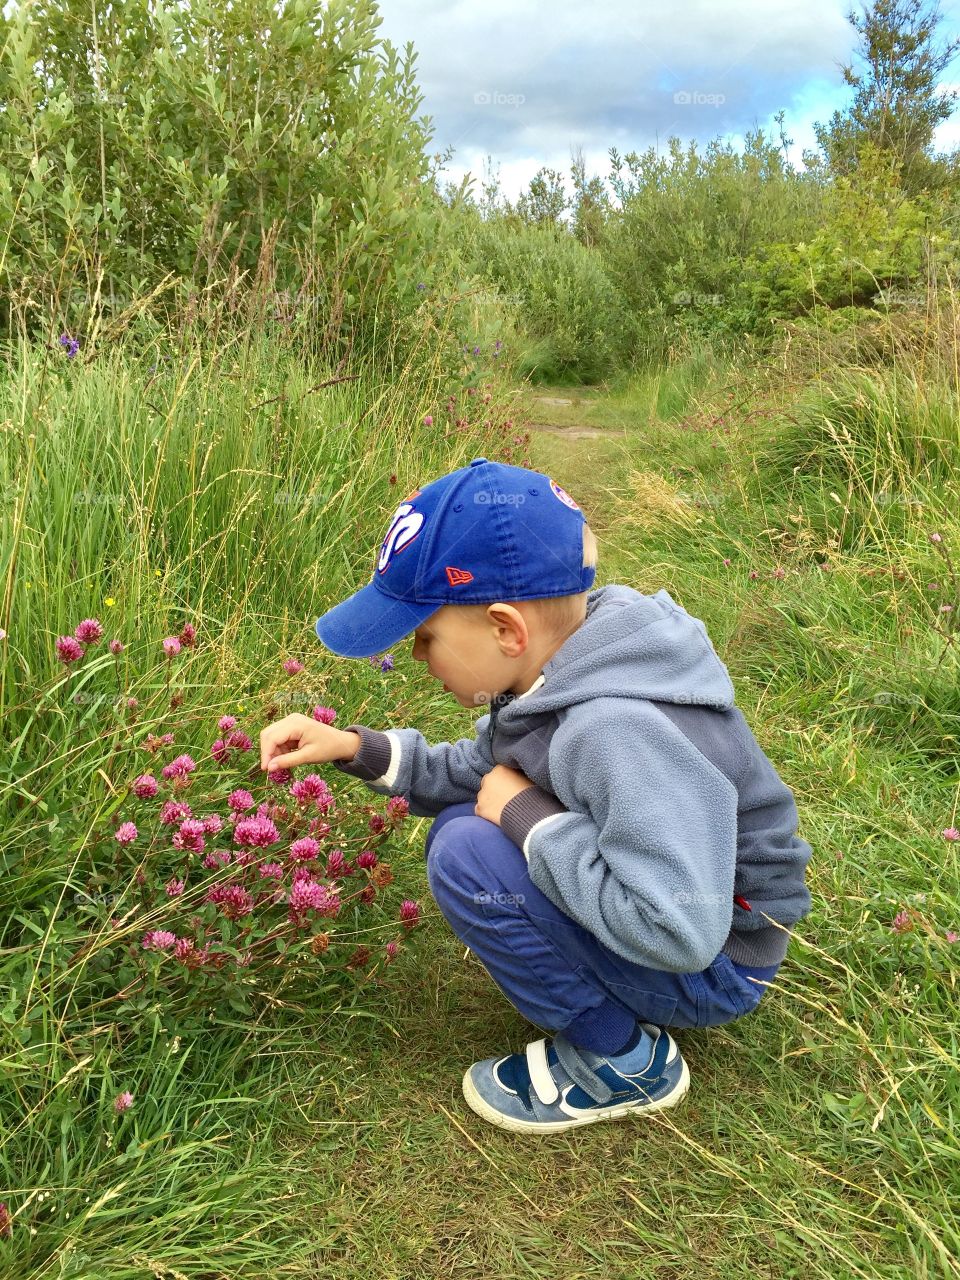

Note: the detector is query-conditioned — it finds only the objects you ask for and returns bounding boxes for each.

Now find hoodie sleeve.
[329,715,495,819]
[515,697,739,974]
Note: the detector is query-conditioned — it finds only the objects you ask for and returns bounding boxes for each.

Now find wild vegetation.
[0,0,957,1274]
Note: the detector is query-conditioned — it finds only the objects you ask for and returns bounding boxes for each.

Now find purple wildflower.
[233,814,280,848]
[172,818,206,852]
[290,774,331,803]
[142,930,177,950]
[56,635,85,664]
[289,836,320,863]
[288,879,341,924]
[399,899,420,929]
[386,795,409,822]
[202,849,233,870]
[161,753,197,780]
[159,799,193,826]
[205,883,254,919]
[74,618,104,644]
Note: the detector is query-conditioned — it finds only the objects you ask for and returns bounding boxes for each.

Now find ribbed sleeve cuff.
[499,784,568,853]
[330,724,393,784]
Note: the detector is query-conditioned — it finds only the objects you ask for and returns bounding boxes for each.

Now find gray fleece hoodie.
[331,583,813,973]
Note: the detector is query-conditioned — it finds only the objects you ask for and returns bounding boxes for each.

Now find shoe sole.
[461,1043,691,1135]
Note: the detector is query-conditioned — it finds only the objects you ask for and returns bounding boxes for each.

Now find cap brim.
[314,579,439,658]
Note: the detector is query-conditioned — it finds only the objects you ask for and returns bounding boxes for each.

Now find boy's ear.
[488,603,529,653]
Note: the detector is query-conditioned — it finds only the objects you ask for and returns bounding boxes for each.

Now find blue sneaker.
[461,1023,690,1134]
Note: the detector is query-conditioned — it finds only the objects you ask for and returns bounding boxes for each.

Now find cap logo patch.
[445,566,474,586]
[377,501,424,574]
[550,478,580,511]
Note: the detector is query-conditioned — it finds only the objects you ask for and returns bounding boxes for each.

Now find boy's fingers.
[260,718,299,769]
[266,748,310,771]
[263,740,296,770]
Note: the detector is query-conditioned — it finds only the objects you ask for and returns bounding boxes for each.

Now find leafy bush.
[740,143,949,326]
[0,0,444,359]
[458,212,632,383]
[596,130,824,359]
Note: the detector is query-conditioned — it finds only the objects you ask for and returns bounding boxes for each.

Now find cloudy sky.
[374,0,960,205]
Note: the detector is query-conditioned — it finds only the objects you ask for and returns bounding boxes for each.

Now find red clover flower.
[228,789,255,812]
[74,618,104,644]
[56,636,85,664]
[399,899,420,929]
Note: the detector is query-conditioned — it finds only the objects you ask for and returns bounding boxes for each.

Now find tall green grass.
[2,275,959,1276]
[0,277,529,1273]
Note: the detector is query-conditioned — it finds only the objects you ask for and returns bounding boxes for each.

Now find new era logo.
[446,566,474,586]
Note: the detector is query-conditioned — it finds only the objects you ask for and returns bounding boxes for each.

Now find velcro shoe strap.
[524,1038,559,1104]
[552,1032,615,1103]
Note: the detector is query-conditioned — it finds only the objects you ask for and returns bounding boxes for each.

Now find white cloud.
[378,0,960,201]
[378,0,855,199]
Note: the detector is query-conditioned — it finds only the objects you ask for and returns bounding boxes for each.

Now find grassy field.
[1,334,958,1277]
[289,360,959,1280]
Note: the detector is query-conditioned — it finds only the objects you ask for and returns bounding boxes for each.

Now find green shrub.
[456,212,632,383]
[0,0,444,360]
[740,143,950,327]
[596,130,824,360]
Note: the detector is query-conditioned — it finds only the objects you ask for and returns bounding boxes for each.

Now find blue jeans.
[424,802,782,1055]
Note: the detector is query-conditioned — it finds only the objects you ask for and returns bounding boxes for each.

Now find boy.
[259,456,813,1135]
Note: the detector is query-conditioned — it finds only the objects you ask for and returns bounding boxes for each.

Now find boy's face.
[410,603,544,708]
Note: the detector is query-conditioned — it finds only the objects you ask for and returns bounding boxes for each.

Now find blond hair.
[460,522,598,644]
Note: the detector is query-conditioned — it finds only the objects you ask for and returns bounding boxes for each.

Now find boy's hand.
[475,764,536,827]
[259,714,360,773]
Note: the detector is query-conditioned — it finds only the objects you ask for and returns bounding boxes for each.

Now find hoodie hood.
[507,583,735,716]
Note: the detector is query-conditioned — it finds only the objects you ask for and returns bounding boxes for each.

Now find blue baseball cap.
[314,456,595,658]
